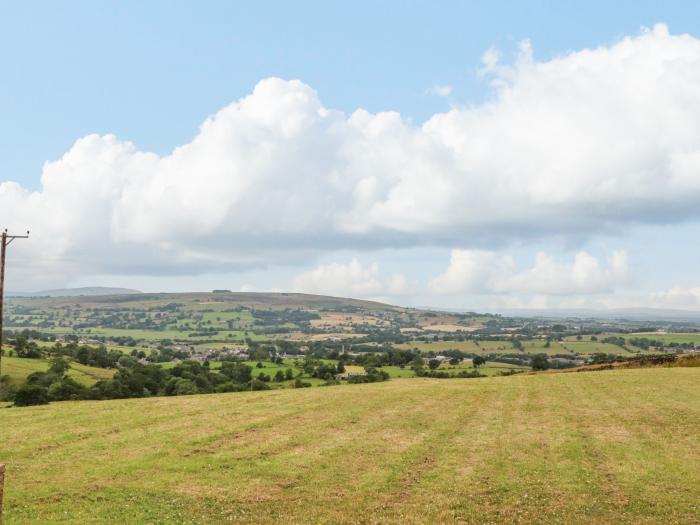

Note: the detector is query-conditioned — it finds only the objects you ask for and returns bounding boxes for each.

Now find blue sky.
[5,0,700,187]
[3,1,700,311]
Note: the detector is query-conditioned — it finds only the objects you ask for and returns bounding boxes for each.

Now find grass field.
[0,356,114,386]
[0,368,698,524]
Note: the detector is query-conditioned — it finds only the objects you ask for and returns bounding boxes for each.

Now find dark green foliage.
[220,362,253,383]
[14,384,49,406]
[347,368,390,384]
[472,356,486,368]
[0,375,16,402]
[48,377,87,401]
[250,379,271,391]
[531,354,550,371]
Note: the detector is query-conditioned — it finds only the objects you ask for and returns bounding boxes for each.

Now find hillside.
[1,368,698,524]
[7,287,142,298]
[0,356,114,386]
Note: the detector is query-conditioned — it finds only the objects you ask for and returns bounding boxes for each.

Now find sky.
[3,0,700,312]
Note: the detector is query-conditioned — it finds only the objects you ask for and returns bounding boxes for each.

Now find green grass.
[1,368,698,524]
[0,356,114,386]
[625,332,700,344]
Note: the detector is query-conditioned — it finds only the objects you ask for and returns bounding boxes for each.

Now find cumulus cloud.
[430,249,628,295]
[651,287,700,307]
[3,24,700,284]
[291,259,408,298]
[427,84,453,97]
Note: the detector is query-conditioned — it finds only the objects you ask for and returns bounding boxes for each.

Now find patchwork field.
[1,368,698,524]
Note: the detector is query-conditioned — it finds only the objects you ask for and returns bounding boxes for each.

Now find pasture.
[0,356,114,386]
[0,368,698,524]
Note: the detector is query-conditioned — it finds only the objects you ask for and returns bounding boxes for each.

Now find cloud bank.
[430,250,628,295]
[292,259,408,298]
[3,24,700,285]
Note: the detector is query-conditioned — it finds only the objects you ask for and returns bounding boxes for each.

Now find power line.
[0,229,29,378]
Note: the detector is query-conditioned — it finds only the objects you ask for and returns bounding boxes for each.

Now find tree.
[256,362,264,369]
[531,354,550,371]
[48,357,71,376]
[48,377,86,401]
[220,362,252,383]
[250,379,271,391]
[274,370,285,382]
[428,359,441,370]
[285,368,294,380]
[449,357,461,366]
[175,379,198,395]
[14,384,49,406]
[337,361,346,373]
[472,356,486,368]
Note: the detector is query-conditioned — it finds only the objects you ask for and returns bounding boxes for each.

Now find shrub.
[14,384,50,406]
[531,354,550,371]
[48,377,87,401]
[175,379,198,396]
[250,379,271,391]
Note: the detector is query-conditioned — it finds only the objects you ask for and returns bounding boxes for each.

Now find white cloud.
[4,24,700,286]
[427,84,453,97]
[291,259,408,298]
[430,249,628,295]
[651,287,700,308]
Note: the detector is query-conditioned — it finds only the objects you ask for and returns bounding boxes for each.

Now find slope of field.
[1,368,698,524]
[1,356,114,386]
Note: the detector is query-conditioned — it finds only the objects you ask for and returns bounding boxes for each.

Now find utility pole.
[0,229,29,377]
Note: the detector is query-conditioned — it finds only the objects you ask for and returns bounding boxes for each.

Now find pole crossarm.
[0,229,30,378]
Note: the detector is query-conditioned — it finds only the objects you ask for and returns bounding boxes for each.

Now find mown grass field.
[0,368,698,524]
[0,356,114,386]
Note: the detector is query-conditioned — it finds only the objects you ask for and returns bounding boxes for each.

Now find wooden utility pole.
[0,229,29,378]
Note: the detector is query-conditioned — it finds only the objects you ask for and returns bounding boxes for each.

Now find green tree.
[48,377,86,401]
[472,356,486,368]
[14,384,49,406]
[175,379,198,395]
[48,357,71,376]
[531,354,550,371]
[428,359,441,370]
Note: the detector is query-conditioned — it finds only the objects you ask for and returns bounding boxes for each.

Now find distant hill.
[497,307,700,322]
[7,286,142,298]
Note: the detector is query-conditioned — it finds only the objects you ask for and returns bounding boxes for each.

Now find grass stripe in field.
[0,368,698,524]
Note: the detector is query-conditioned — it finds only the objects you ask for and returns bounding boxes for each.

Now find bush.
[250,379,271,391]
[14,384,50,406]
[48,377,87,401]
[531,354,550,371]
[175,379,198,395]
[0,375,17,402]
[215,382,248,393]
